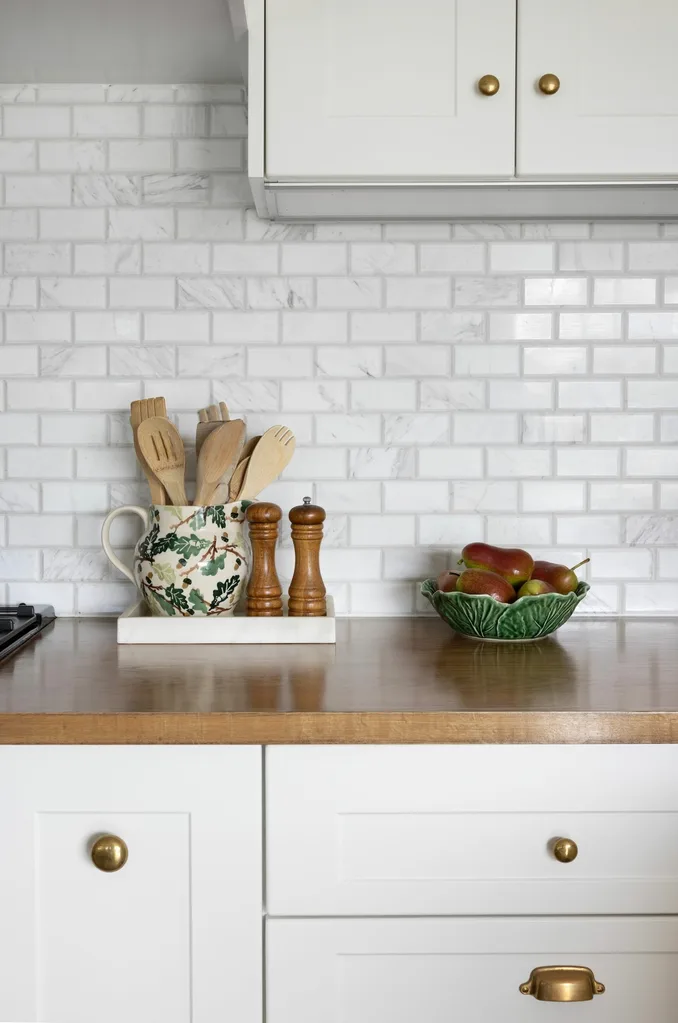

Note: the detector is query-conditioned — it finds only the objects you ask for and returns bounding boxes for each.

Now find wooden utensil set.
[130,397,296,506]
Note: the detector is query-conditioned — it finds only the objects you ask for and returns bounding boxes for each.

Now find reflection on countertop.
[0,616,677,743]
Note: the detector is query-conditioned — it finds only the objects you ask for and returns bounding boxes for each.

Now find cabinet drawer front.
[0,746,262,1023]
[266,745,678,915]
[267,917,678,1023]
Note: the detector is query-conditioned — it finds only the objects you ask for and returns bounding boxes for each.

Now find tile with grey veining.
[349,447,415,479]
[247,277,313,310]
[108,414,132,446]
[244,210,313,241]
[0,85,35,102]
[420,380,485,410]
[75,242,141,275]
[40,346,106,377]
[73,175,141,206]
[178,277,244,309]
[281,512,348,548]
[421,312,485,343]
[211,173,253,206]
[453,222,521,240]
[0,482,39,512]
[106,85,176,103]
[178,346,245,377]
[43,549,111,581]
[384,413,449,445]
[0,278,37,308]
[455,277,520,307]
[109,346,175,377]
[142,173,208,205]
[626,515,678,545]
[215,380,279,412]
[110,482,149,507]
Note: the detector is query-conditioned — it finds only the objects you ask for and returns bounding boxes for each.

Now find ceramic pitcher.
[102,503,251,617]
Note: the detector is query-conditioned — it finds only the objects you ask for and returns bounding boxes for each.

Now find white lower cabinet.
[0,746,262,1023]
[267,917,678,1022]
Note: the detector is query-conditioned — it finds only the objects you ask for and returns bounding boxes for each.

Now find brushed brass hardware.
[520,966,605,1002]
[553,837,578,863]
[538,73,561,95]
[478,75,500,96]
[91,834,128,872]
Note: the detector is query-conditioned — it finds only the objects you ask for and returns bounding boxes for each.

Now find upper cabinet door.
[518,0,678,177]
[265,0,516,179]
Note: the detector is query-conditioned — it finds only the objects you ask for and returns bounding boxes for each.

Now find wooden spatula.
[227,436,261,501]
[130,396,168,504]
[236,426,296,502]
[137,417,188,506]
[195,419,246,505]
[195,401,230,459]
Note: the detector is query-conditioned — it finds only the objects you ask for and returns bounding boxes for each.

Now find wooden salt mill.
[288,497,327,617]
[245,502,283,616]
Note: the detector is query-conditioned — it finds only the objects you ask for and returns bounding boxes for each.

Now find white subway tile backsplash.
[0,85,676,615]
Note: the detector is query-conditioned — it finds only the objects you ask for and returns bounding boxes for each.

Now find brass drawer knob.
[553,837,578,863]
[538,73,561,95]
[520,966,605,1001]
[478,75,500,96]
[91,834,128,872]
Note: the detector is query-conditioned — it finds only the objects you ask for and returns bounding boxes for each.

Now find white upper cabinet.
[518,0,678,177]
[265,0,516,179]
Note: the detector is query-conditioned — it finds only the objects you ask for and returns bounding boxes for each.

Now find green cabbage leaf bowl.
[420,578,589,641]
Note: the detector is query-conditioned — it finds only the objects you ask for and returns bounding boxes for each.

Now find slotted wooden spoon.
[130,396,168,504]
[236,425,296,501]
[137,417,188,506]
[195,419,246,505]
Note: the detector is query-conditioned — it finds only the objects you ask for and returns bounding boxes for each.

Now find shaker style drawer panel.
[267,917,678,1023]
[266,745,678,915]
[0,746,262,1023]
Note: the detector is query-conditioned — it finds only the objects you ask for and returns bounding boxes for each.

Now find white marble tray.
[117,596,336,644]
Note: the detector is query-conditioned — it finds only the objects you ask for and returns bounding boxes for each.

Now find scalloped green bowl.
[420,578,590,642]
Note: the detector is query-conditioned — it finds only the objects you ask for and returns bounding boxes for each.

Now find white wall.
[0,84,677,615]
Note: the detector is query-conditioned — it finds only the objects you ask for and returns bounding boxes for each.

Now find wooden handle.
[288,498,327,617]
[246,502,283,617]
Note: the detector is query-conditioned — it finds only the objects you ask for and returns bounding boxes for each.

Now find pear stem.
[569,558,590,572]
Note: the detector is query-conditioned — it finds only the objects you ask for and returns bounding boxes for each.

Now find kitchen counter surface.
[0,616,677,744]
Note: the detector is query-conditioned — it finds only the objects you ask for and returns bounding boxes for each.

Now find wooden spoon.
[137,417,188,506]
[195,401,230,459]
[236,426,296,501]
[195,419,246,505]
[130,396,168,504]
[227,436,261,501]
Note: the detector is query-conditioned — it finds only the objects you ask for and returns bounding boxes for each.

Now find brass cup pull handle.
[520,966,605,1002]
[91,834,128,872]
[538,73,561,95]
[553,837,578,863]
[478,74,500,96]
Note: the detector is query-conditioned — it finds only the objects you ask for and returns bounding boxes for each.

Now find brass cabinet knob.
[553,837,578,863]
[538,73,561,95]
[478,75,500,96]
[520,966,605,1001]
[91,834,128,872]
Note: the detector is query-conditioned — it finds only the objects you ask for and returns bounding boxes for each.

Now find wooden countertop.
[0,616,677,744]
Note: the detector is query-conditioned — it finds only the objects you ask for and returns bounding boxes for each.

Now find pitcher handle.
[101,506,150,584]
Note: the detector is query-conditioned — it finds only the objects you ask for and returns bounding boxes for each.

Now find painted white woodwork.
[0,746,262,1023]
[518,0,678,177]
[267,916,678,1023]
[266,745,678,915]
[265,0,516,179]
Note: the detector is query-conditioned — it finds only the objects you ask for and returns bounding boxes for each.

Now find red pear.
[461,542,534,586]
[456,569,516,603]
[436,570,460,593]
[531,558,590,595]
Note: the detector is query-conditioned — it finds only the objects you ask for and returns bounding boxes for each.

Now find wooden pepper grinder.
[246,502,283,616]
[288,497,327,617]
